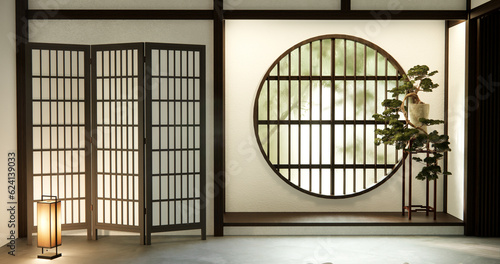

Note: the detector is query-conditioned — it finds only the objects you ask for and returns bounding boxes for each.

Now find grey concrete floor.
[1,236,500,264]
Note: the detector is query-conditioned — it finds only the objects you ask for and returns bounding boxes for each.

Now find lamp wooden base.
[38,252,62,260]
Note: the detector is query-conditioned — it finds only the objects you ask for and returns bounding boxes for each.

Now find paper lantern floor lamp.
[37,195,62,259]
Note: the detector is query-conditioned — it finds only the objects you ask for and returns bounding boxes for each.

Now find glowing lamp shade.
[37,199,62,259]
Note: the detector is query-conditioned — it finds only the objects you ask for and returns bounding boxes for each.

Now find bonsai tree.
[372,65,451,180]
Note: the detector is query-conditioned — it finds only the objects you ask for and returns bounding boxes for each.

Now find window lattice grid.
[255,36,405,198]
[94,47,143,227]
[149,47,203,227]
[31,47,88,227]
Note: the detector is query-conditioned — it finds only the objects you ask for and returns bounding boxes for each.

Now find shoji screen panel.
[145,43,206,243]
[91,43,144,238]
[26,43,91,236]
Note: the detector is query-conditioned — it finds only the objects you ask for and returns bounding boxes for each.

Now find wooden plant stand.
[402,142,437,220]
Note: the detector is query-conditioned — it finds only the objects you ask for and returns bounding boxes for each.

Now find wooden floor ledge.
[224,212,463,227]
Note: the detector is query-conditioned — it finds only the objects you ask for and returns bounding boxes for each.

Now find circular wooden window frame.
[253,34,408,199]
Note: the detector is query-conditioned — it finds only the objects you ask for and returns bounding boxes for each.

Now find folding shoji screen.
[145,43,206,244]
[26,43,92,242]
[91,43,145,242]
[27,42,206,245]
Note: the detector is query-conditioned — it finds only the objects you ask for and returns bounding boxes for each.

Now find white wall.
[472,0,491,9]
[351,0,466,10]
[225,20,446,213]
[0,0,18,246]
[447,22,466,220]
[223,0,340,10]
[28,20,215,235]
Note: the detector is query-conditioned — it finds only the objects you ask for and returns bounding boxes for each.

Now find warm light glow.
[37,200,62,248]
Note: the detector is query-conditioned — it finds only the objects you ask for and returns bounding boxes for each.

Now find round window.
[254,35,405,198]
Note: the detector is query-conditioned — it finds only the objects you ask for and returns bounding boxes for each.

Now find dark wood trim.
[225,222,463,227]
[199,45,208,241]
[213,0,225,237]
[465,11,500,237]
[341,0,351,11]
[223,10,467,20]
[464,17,478,236]
[470,0,500,19]
[224,212,464,227]
[144,44,153,245]
[25,9,468,21]
[447,20,466,27]
[16,0,29,240]
[83,46,92,240]
[27,10,214,20]
[151,223,204,233]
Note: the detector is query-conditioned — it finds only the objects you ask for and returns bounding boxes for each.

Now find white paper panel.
[447,23,466,220]
[29,0,212,10]
[351,0,466,10]
[224,0,340,10]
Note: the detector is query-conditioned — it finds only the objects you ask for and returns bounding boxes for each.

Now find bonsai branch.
[373,65,452,181]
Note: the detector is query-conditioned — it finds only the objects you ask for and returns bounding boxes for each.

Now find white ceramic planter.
[409,102,430,132]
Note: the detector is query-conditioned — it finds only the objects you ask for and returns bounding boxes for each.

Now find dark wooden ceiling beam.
[27,10,214,20]
[224,10,467,20]
[447,20,466,28]
[26,9,467,20]
[470,0,500,19]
